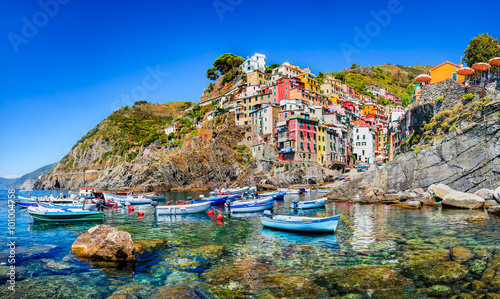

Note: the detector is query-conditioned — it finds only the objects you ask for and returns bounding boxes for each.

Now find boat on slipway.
[27,206,104,222]
[291,197,327,209]
[261,214,339,233]
[155,201,211,215]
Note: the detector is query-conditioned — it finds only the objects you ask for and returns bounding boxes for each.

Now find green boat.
[27,206,104,222]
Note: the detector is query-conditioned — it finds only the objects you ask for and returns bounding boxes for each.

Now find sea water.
[0,190,499,298]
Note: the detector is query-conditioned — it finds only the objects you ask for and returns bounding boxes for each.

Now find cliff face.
[356,115,500,192]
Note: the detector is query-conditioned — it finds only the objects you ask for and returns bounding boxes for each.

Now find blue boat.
[291,197,327,209]
[226,197,274,213]
[259,191,286,200]
[15,201,38,208]
[191,195,229,206]
[261,215,340,233]
[39,203,93,209]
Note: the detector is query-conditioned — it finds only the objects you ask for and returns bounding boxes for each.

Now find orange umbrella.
[489,57,500,66]
[471,62,491,71]
[457,67,474,76]
[414,74,431,83]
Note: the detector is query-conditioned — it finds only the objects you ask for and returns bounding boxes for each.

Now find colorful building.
[428,61,465,84]
[317,124,326,165]
[249,104,280,147]
[278,116,318,162]
[247,70,270,86]
[297,73,321,93]
[353,126,376,164]
[242,53,266,74]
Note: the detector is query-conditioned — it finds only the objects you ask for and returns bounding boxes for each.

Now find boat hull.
[261,215,339,233]
[27,207,104,222]
[156,202,211,215]
[191,195,228,206]
[291,197,327,209]
[227,198,274,213]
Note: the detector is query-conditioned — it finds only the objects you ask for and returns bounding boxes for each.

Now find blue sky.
[1,0,499,178]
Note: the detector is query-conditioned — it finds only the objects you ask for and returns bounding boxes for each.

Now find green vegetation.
[265,63,280,74]
[437,96,444,102]
[206,53,245,80]
[462,33,500,67]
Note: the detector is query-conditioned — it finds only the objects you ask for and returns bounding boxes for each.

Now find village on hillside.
[164,53,493,173]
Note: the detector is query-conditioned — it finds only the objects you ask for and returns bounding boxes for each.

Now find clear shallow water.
[1,189,500,298]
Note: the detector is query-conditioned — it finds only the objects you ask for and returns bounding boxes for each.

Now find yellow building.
[247,70,270,86]
[317,124,326,165]
[362,104,384,116]
[429,62,465,84]
[297,73,321,93]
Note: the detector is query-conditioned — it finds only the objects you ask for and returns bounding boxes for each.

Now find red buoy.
[128,205,134,211]
[137,212,144,217]
[166,201,171,206]
[175,201,179,205]
[113,205,118,209]
[181,202,186,205]
[216,213,224,220]
[208,210,215,216]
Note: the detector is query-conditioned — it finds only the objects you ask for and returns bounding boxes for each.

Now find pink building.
[384,92,402,105]
[278,116,318,162]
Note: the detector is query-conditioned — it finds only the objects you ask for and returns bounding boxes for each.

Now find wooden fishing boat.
[291,197,327,209]
[155,201,211,215]
[226,197,274,213]
[27,206,104,222]
[261,215,340,233]
[209,187,250,197]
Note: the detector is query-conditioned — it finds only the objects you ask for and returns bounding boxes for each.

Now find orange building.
[428,62,465,84]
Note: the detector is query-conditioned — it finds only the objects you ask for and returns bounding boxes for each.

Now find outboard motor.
[263,210,273,218]
[187,196,193,203]
[96,200,104,212]
[225,198,232,214]
[291,199,299,210]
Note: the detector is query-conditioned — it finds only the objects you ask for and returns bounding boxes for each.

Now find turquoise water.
[1,190,499,298]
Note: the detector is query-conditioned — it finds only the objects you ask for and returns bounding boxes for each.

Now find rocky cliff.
[332,83,500,196]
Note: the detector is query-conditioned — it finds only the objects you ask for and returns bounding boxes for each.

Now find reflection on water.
[1,190,500,297]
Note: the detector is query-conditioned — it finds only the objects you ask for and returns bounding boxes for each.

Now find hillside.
[35,101,258,191]
[0,163,56,189]
[329,64,433,106]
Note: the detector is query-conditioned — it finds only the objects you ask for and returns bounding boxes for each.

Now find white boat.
[209,186,251,197]
[261,215,339,233]
[226,197,274,213]
[277,188,301,195]
[155,202,211,215]
[291,197,327,209]
[103,192,152,205]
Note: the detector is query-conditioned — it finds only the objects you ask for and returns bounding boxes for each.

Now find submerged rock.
[451,247,474,262]
[401,250,450,276]
[467,213,486,221]
[442,191,485,209]
[71,224,139,262]
[315,266,412,296]
[263,274,327,298]
[421,261,469,284]
[481,251,500,290]
[489,205,500,215]
[106,294,138,299]
[175,245,225,261]
[150,285,200,299]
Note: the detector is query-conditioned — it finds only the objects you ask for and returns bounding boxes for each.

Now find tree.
[265,63,280,74]
[213,53,244,75]
[317,71,326,84]
[351,62,358,69]
[206,67,219,80]
[462,33,500,67]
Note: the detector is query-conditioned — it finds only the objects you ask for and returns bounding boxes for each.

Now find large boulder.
[442,191,485,209]
[403,200,421,208]
[71,225,139,262]
[415,192,436,205]
[451,246,474,262]
[382,194,400,204]
[489,205,500,215]
[494,187,500,203]
[474,189,494,201]
[428,184,455,200]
